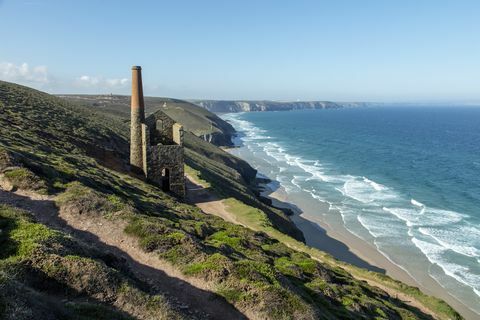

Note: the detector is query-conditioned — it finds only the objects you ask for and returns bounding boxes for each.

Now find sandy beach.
[260,181,479,320]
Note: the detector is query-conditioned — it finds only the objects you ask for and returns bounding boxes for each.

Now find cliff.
[189,100,367,113]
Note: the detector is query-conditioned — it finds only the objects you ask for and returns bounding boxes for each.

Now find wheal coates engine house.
[129,66,186,197]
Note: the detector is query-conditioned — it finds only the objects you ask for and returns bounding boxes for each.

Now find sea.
[221,106,480,316]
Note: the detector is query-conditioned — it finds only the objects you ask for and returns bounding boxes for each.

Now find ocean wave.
[383,205,466,228]
[412,237,480,297]
[382,207,417,228]
[228,113,348,186]
[245,135,270,140]
[291,175,307,189]
[418,226,480,258]
[363,177,387,191]
[357,213,406,239]
[341,177,399,204]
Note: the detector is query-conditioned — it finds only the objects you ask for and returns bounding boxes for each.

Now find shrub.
[207,230,244,251]
[184,253,231,277]
[275,257,303,278]
[234,260,278,287]
[3,168,47,193]
[56,182,122,216]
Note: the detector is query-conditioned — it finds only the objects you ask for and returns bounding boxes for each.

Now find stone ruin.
[129,66,185,197]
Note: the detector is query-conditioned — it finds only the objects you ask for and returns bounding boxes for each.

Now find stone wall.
[139,110,186,197]
[145,144,185,197]
[145,111,176,145]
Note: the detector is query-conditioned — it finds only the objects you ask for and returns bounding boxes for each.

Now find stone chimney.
[130,66,145,173]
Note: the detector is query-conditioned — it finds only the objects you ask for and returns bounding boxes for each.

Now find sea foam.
[412,237,480,297]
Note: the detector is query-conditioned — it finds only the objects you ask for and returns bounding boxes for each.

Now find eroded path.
[0,188,247,320]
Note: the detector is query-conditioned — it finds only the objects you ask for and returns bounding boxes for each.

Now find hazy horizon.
[1,0,479,102]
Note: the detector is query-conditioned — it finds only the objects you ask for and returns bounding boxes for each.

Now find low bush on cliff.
[3,167,48,193]
[56,181,129,217]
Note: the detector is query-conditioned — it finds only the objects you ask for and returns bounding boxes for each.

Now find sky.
[0,0,479,102]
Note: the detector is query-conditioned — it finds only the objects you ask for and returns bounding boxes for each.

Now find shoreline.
[221,112,479,319]
[258,179,479,320]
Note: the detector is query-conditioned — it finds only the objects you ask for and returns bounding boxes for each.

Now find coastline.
[259,179,478,320]
[220,110,480,319]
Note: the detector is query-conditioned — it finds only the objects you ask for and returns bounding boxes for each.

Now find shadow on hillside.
[185,179,220,204]
[0,190,247,320]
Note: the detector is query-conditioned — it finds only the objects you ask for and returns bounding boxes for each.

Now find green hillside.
[59,93,300,239]
[0,81,461,320]
[60,94,235,147]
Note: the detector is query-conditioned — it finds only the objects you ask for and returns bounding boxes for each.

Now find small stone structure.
[130,66,185,197]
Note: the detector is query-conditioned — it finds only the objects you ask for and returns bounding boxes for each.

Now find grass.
[223,197,271,229]
[222,197,463,320]
[0,203,185,320]
[0,80,463,320]
[122,196,450,319]
[61,94,236,146]
[183,253,230,275]
[0,204,62,260]
[185,146,305,241]
[184,165,211,188]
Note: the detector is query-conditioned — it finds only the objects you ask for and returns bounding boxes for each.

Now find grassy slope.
[0,81,461,319]
[60,92,302,239]
[60,94,235,147]
[0,204,184,320]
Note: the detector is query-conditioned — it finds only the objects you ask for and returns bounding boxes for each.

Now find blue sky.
[1,0,479,101]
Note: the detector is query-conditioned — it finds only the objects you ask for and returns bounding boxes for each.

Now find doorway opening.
[161,168,170,192]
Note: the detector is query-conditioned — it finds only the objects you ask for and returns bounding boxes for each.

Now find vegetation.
[59,89,302,239]
[0,80,462,319]
[60,94,236,147]
[185,145,305,240]
[2,167,48,193]
[220,198,463,320]
[0,204,184,320]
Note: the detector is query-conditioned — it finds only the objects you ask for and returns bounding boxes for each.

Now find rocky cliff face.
[190,100,345,113]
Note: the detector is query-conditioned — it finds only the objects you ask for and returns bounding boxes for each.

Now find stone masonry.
[130,66,185,197]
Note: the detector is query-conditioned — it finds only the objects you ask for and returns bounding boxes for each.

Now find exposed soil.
[0,187,247,320]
